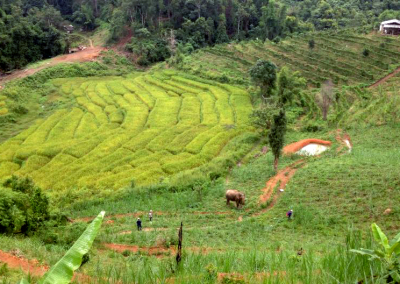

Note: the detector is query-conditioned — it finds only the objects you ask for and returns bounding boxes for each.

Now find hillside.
[0,70,257,199]
[1,30,400,284]
[183,31,400,86]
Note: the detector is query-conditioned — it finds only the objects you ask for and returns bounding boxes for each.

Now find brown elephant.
[225,189,245,208]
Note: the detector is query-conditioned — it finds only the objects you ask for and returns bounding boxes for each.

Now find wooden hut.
[380,19,400,35]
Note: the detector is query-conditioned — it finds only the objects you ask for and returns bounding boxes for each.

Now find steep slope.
[183,32,400,87]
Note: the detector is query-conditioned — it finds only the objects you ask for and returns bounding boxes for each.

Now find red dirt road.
[0,46,105,86]
[257,160,305,212]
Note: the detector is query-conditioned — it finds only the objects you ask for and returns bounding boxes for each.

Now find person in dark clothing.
[287,209,293,220]
[136,218,142,231]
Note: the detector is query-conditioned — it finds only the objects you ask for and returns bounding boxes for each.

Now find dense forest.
[1,0,400,71]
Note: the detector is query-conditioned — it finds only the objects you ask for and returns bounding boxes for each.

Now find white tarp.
[296,143,329,156]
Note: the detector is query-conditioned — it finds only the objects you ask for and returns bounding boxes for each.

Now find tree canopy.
[1,0,399,71]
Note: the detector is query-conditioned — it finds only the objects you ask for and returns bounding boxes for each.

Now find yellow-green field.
[0,95,7,116]
[0,70,255,197]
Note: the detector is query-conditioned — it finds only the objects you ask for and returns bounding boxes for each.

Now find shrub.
[122,250,131,257]
[0,263,9,277]
[362,48,370,57]
[0,176,50,234]
[308,39,315,49]
[301,120,325,132]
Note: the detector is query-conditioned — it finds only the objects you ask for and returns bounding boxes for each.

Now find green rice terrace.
[0,70,254,199]
[0,31,400,284]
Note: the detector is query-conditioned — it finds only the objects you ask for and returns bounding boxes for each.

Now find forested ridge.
[1,0,400,71]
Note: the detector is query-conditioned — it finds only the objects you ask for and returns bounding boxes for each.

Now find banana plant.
[19,211,105,284]
[351,223,400,283]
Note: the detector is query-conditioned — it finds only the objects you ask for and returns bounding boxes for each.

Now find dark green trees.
[0,176,50,234]
[249,59,278,103]
[268,110,287,171]
[0,3,65,71]
[250,61,306,171]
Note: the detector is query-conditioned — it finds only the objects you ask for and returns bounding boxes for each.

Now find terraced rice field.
[187,32,400,86]
[0,95,7,116]
[338,71,400,127]
[0,70,255,195]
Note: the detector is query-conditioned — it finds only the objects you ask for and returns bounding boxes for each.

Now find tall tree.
[268,109,287,171]
[215,13,229,43]
[249,59,277,103]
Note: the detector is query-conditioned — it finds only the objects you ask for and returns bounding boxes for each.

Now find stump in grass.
[176,222,183,264]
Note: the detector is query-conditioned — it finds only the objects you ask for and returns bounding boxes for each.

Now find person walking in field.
[287,209,293,220]
[136,218,142,231]
[149,210,153,222]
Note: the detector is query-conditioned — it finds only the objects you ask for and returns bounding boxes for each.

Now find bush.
[308,39,315,49]
[37,222,87,246]
[126,37,171,65]
[0,176,50,234]
[362,48,370,57]
[301,120,325,132]
[10,103,29,115]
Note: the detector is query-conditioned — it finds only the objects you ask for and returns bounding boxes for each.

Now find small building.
[63,25,74,34]
[380,19,400,35]
[68,46,86,54]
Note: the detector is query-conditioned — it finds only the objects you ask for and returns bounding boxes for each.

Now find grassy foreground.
[1,125,399,283]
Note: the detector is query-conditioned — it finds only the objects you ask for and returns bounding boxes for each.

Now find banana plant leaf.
[37,211,105,284]
[371,223,389,250]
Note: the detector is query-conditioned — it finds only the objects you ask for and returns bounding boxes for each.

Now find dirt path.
[0,250,94,283]
[368,66,400,88]
[73,210,231,223]
[0,46,105,86]
[0,250,48,277]
[254,160,306,216]
[103,243,225,257]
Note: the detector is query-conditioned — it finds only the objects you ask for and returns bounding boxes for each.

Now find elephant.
[225,189,245,208]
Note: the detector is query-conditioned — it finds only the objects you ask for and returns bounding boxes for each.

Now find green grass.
[1,125,397,283]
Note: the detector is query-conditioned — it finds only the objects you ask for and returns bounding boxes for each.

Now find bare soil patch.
[0,250,92,283]
[0,46,105,86]
[0,250,48,277]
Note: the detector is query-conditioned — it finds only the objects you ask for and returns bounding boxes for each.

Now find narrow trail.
[254,160,306,216]
[103,243,224,256]
[73,210,232,223]
[368,66,400,88]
